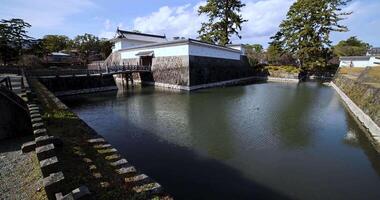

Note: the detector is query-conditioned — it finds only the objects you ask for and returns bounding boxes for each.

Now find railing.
[0,76,12,91]
[24,65,151,77]
[0,67,22,75]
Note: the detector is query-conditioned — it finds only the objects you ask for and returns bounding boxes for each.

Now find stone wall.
[334,74,380,127]
[123,56,190,86]
[0,87,31,139]
[38,74,116,93]
[189,55,255,86]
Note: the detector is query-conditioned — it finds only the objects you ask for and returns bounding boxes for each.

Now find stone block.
[29,107,39,111]
[32,122,44,129]
[56,185,91,200]
[115,166,136,175]
[40,156,60,177]
[93,144,111,149]
[125,174,149,183]
[31,117,43,123]
[30,110,40,114]
[21,141,36,153]
[105,154,121,161]
[33,128,47,137]
[43,172,65,199]
[87,138,106,144]
[36,144,56,161]
[30,113,41,118]
[72,185,91,199]
[110,159,128,167]
[27,103,37,108]
[82,158,93,163]
[35,135,63,147]
[132,182,162,194]
[97,148,117,154]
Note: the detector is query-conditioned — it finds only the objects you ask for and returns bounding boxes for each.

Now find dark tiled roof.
[367,47,380,55]
[117,29,166,39]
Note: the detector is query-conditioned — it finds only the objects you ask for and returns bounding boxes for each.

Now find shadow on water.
[343,111,380,178]
[62,82,380,200]
[63,87,292,200]
[105,120,293,200]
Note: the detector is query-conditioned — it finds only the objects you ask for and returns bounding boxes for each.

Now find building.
[339,48,380,68]
[99,29,254,90]
[46,52,80,66]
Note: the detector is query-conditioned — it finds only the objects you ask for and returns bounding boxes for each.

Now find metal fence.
[1,65,151,77]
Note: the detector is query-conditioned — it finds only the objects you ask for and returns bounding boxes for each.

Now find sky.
[0,0,379,47]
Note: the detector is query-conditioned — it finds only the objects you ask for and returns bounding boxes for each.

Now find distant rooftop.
[116,28,166,39]
[367,47,380,56]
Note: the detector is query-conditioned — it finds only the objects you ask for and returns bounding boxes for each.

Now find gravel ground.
[0,136,46,200]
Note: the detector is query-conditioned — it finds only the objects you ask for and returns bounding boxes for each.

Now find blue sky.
[0,0,379,47]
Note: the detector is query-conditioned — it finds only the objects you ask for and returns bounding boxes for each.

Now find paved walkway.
[0,136,47,200]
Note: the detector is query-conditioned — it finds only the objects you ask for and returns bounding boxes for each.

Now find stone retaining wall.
[38,74,117,95]
[189,55,255,86]
[24,78,172,199]
[123,56,190,86]
[332,74,380,153]
[0,87,31,139]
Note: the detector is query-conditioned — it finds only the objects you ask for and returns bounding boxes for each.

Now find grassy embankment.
[334,66,380,126]
[30,79,150,199]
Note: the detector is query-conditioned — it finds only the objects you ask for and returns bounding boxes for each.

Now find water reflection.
[62,82,380,200]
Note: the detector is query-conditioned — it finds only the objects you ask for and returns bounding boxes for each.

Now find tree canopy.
[271,0,352,70]
[41,35,71,54]
[0,18,31,65]
[333,36,370,56]
[198,0,247,45]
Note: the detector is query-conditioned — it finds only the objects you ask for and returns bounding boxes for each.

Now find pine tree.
[198,0,247,46]
[271,0,352,70]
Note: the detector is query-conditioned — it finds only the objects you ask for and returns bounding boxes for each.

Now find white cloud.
[133,2,207,39]
[0,0,95,28]
[98,19,125,39]
[132,0,294,45]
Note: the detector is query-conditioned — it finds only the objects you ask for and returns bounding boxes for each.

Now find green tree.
[0,18,31,65]
[333,36,370,56]
[245,44,264,66]
[73,33,100,65]
[99,39,113,60]
[41,35,71,54]
[266,42,296,66]
[271,0,352,70]
[198,0,247,45]
[246,44,263,53]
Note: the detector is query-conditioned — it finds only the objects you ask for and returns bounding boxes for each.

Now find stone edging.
[119,76,299,91]
[267,77,300,83]
[21,79,91,199]
[331,82,380,152]
[54,86,118,97]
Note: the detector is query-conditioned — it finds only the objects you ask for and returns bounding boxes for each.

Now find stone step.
[21,141,36,153]
[87,138,106,144]
[43,172,65,199]
[97,148,117,154]
[93,144,112,149]
[105,154,121,161]
[55,186,91,200]
[110,159,128,167]
[133,182,162,194]
[125,174,149,184]
[115,166,136,175]
[40,156,60,177]
[36,143,56,161]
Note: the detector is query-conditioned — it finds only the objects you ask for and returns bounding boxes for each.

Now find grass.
[29,79,151,199]
[338,66,380,88]
[265,65,301,74]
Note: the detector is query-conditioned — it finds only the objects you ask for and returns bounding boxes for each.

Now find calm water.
[62,82,380,200]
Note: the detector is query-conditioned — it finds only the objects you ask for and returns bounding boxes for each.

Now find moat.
[62,82,380,200]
